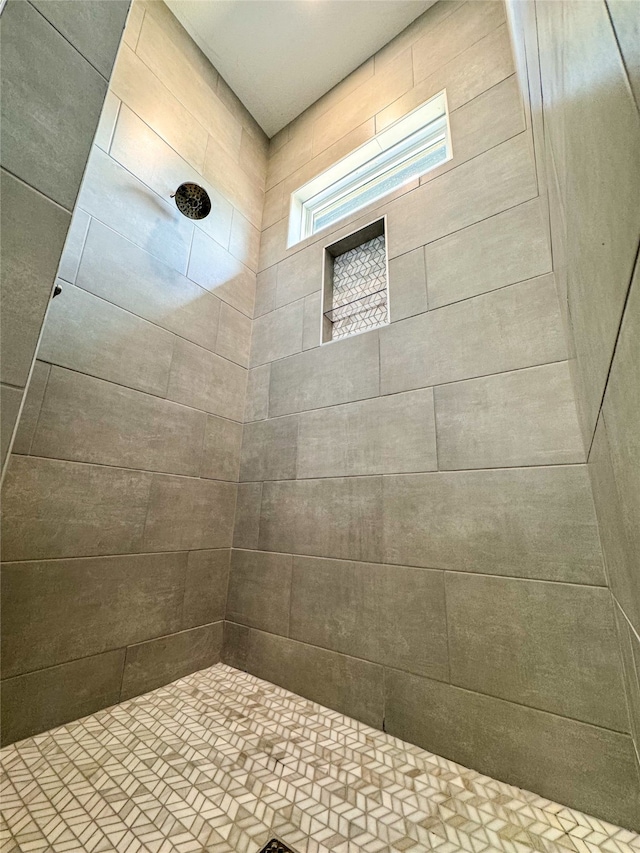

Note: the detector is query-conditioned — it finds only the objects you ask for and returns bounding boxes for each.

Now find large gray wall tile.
[382,24,514,127]
[601,275,640,631]
[1,553,187,678]
[1,456,152,562]
[434,362,585,469]
[302,292,322,350]
[290,557,448,680]
[606,0,640,106]
[143,475,236,553]
[31,0,129,79]
[388,248,427,322]
[246,629,384,729]
[382,466,604,584]
[425,200,552,309]
[188,227,255,318]
[615,607,640,755]
[57,209,90,285]
[255,268,277,317]
[109,42,208,173]
[203,135,265,232]
[269,331,380,417]
[590,415,640,636]
[411,0,506,85]
[216,302,252,368]
[227,550,292,635]
[167,338,247,422]
[384,668,640,830]
[78,147,193,274]
[275,243,324,309]
[182,550,230,629]
[222,621,250,670]
[297,390,436,478]
[240,417,298,482]
[1,650,125,747]
[422,71,525,188]
[31,368,206,476]
[552,0,640,440]
[259,477,383,562]
[446,573,627,731]
[1,2,108,209]
[200,416,243,482]
[93,90,121,152]
[380,276,566,394]
[1,385,22,468]
[250,301,304,367]
[233,484,263,550]
[38,283,175,397]
[387,133,537,258]
[12,362,50,455]
[133,5,229,149]
[310,49,412,156]
[76,220,220,353]
[0,171,70,388]
[245,365,271,422]
[120,622,223,701]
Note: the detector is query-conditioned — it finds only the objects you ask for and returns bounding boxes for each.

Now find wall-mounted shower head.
[171,183,211,220]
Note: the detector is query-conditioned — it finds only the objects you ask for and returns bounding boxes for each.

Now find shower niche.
[321,217,389,343]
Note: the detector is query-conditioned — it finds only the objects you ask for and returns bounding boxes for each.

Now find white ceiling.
[166,0,435,137]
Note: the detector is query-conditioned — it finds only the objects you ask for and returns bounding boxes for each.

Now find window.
[288,90,451,247]
[322,218,388,343]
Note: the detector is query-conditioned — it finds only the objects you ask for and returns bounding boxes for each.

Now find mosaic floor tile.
[1,664,639,853]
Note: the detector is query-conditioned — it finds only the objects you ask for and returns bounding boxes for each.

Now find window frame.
[288,89,451,247]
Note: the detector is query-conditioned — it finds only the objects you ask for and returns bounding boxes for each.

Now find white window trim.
[288,89,451,247]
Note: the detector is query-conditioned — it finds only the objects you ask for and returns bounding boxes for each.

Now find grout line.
[86,146,257,288]
[130,5,145,54]
[240,624,632,737]
[249,456,587,479]
[4,547,230,567]
[25,363,51,457]
[260,222,550,325]
[0,380,26,392]
[263,357,571,418]
[117,645,129,702]
[222,550,233,624]
[613,594,640,648]
[28,360,243,425]
[2,621,226,687]
[12,452,242,486]
[0,165,74,215]
[585,239,640,461]
[26,0,112,82]
[604,0,640,116]
[229,549,608,591]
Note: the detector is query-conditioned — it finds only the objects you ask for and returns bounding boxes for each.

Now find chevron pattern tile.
[1,664,639,853]
[328,234,388,340]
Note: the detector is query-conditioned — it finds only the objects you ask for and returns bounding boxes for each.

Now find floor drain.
[259,840,298,853]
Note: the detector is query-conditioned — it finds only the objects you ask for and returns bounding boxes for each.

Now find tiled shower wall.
[226,0,639,830]
[1,0,638,834]
[0,0,267,745]
[507,0,640,795]
[0,0,130,468]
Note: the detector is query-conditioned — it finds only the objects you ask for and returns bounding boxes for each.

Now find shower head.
[171,183,211,220]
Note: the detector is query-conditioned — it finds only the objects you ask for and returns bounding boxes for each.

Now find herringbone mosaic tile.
[327,235,388,340]
[1,664,638,853]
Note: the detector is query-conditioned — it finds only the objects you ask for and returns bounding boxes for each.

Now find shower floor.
[0,664,637,853]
